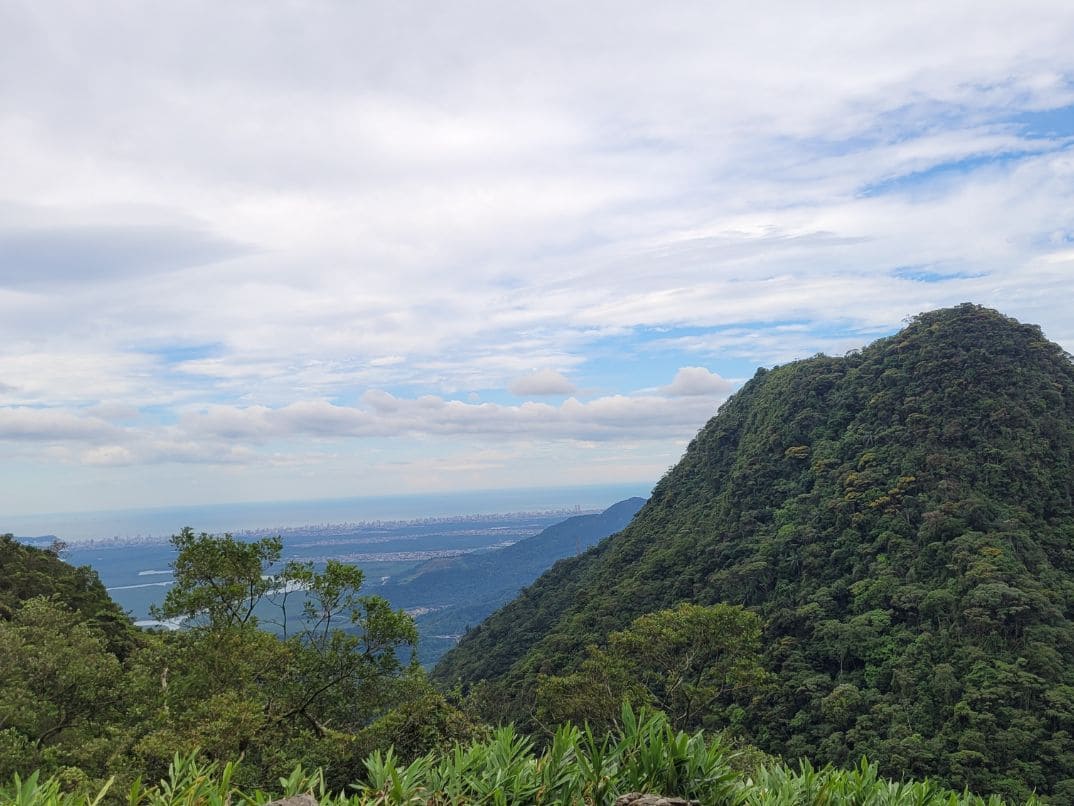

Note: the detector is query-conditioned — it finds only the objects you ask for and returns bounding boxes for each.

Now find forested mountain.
[381,497,645,660]
[0,534,134,655]
[434,304,1074,801]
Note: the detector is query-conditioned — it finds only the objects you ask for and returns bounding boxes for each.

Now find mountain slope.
[0,534,135,655]
[434,304,1074,800]
[380,498,645,662]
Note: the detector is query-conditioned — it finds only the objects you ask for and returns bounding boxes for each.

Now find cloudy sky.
[2,1,1074,517]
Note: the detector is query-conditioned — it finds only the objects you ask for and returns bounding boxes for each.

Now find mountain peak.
[436,306,1074,800]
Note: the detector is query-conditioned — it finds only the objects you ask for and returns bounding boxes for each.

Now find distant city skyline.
[3,482,649,541]
[2,2,1074,515]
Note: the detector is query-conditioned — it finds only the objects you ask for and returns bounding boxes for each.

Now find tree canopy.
[0,528,474,793]
[435,304,1074,801]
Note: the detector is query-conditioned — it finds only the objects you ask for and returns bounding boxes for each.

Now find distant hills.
[379,497,646,663]
[434,304,1074,801]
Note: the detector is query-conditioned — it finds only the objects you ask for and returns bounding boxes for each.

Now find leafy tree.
[607,603,767,730]
[269,560,418,737]
[0,533,133,655]
[0,597,124,780]
[536,646,647,734]
[0,528,470,791]
[346,680,488,770]
[133,528,419,786]
[153,527,285,630]
[536,603,765,733]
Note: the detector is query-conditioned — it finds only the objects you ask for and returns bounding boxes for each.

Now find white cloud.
[370,355,406,367]
[180,388,725,444]
[0,408,118,442]
[0,363,734,474]
[662,367,733,397]
[509,369,576,396]
[0,352,163,407]
[2,2,1074,511]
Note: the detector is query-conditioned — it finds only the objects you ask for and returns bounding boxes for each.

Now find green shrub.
[2,705,1040,805]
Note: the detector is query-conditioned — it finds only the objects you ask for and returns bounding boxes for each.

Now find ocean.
[7,483,652,628]
[4,482,651,543]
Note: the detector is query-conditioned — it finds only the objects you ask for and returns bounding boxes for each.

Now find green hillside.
[434,304,1074,800]
[381,497,646,661]
[0,534,135,655]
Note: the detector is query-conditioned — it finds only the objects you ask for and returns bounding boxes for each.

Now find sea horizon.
[4,482,653,543]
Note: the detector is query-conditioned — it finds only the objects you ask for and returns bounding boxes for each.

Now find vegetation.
[435,305,1074,801]
[0,530,478,794]
[0,533,134,655]
[535,603,767,735]
[0,706,1037,804]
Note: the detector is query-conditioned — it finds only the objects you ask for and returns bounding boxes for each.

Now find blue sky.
[2,1,1074,516]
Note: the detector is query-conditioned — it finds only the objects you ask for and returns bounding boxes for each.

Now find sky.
[2,1,1074,517]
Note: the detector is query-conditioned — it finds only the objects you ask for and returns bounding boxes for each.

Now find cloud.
[0,351,165,406]
[180,387,726,445]
[3,2,1074,511]
[370,355,406,367]
[85,402,141,422]
[85,439,256,467]
[509,369,576,396]
[662,367,733,397]
[0,408,119,442]
[0,217,248,291]
[0,362,733,469]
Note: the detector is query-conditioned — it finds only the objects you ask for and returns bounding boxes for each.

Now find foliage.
[0,533,134,655]
[130,530,420,788]
[1,706,1040,804]
[0,537,140,786]
[536,603,766,734]
[0,527,424,792]
[153,528,285,630]
[348,683,489,766]
[436,304,1074,800]
[0,598,125,780]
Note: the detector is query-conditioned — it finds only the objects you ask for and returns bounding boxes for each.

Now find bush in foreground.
[0,706,1036,805]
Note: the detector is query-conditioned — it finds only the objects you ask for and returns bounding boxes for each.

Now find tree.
[0,598,123,779]
[269,559,418,737]
[153,527,284,630]
[536,646,649,734]
[608,603,767,730]
[134,527,419,783]
[536,603,766,733]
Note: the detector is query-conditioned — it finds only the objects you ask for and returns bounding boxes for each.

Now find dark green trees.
[0,528,455,791]
[436,304,1074,800]
[134,529,420,784]
[0,598,124,782]
[0,533,133,654]
[154,527,286,629]
[0,535,135,782]
[536,603,765,734]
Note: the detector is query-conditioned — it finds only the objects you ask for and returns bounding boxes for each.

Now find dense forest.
[4,303,1074,803]
[5,530,1027,805]
[435,304,1074,801]
[0,529,487,796]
